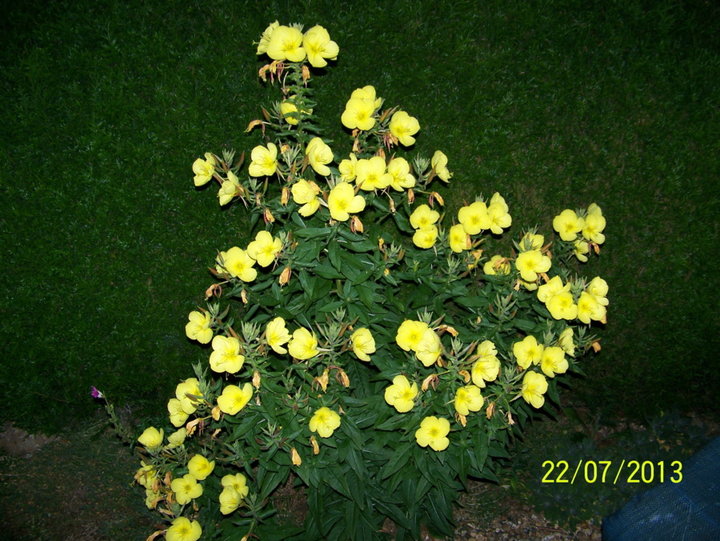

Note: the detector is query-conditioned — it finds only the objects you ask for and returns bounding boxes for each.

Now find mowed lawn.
[1,0,718,434]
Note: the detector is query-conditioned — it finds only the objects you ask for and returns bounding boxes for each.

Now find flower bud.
[314,369,329,392]
[281,186,290,205]
[185,418,202,437]
[264,208,275,224]
[421,374,439,392]
[204,283,222,300]
[245,119,264,133]
[485,402,495,419]
[456,413,467,427]
[438,324,458,337]
[350,215,364,233]
[252,370,261,389]
[291,447,302,466]
[337,368,350,388]
[407,189,415,204]
[310,436,320,455]
[458,370,471,384]
[211,406,221,421]
[279,266,292,286]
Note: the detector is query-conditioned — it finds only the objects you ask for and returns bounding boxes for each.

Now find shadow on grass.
[0,418,157,541]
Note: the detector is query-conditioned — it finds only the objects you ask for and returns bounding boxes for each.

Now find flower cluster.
[129,22,609,541]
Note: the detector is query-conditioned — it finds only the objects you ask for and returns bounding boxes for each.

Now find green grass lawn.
[1,0,719,435]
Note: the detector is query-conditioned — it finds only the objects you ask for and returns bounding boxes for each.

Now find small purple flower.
[90,386,104,399]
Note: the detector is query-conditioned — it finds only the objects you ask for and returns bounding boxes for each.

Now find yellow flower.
[306,137,334,176]
[350,85,383,108]
[222,473,250,498]
[558,327,575,357]
[384,375,418,413]
[395,320,430,351]
[256,21,279,55]
[537,276,566,303]
[266,25,306,62]
[168,398,189,427]
[219,486,242,515]
[431,150,452,182]
[521,371,548,409]
[185,310,213,344]
[217,247,257,282]
[309,406,341,438]
[248,143,278,177]
[247,230,283,268]
[553,209,585,242]
[167,428,187,448]
[166,516,202,541]
[288,327,319,360]
[546,291,578,320]
[458,201,491,235]
[217,383,253,415]
[192,153,216,186]
[515,249,551,282]
[483,254,510,275]
[471,356,500,388]
[338,153,358,181]
[209,335,244,374]
[291,179,321,217]
[175,378,202,415]
[415,416,450,451]
[577,291,606,324]
[449,224,471,253]
[513,335,544,369]
[389,110,420,146]
[582,205,606,244]
[415,328,442,367]
[187,454,215,480]
[386,157,415,191]
[350,327,375,361]
[519,232,544,252]
[540,346,568,378]
[471,341,500,387]
[587,276,609,300]
[341,86,381,130]
[218,171,241,206]
[280,96,313,125]
[170,474,203,505]
[454,385,484,416]
[409,204,440,230]
[355,156,390,191]
[412,226,438,249]
[135,461,157,489]
[327,182,366,221]
[487,193,512,234]
[341,97,376,131]
[574,239,590,262]
[303,25,339,68]
[477,339,497,358]
[137,426,163,451]
[266,317,291,354]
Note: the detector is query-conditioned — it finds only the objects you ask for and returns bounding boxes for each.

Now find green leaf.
[392,210,414,233]
[379,441,414,480]
[514,318,538,332]
[313,262,342,279]
[294,227,332,240]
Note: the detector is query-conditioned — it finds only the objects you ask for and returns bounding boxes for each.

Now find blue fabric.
[603,437,720,540]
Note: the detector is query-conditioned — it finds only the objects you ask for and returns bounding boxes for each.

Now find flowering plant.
[134,22,608,541]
